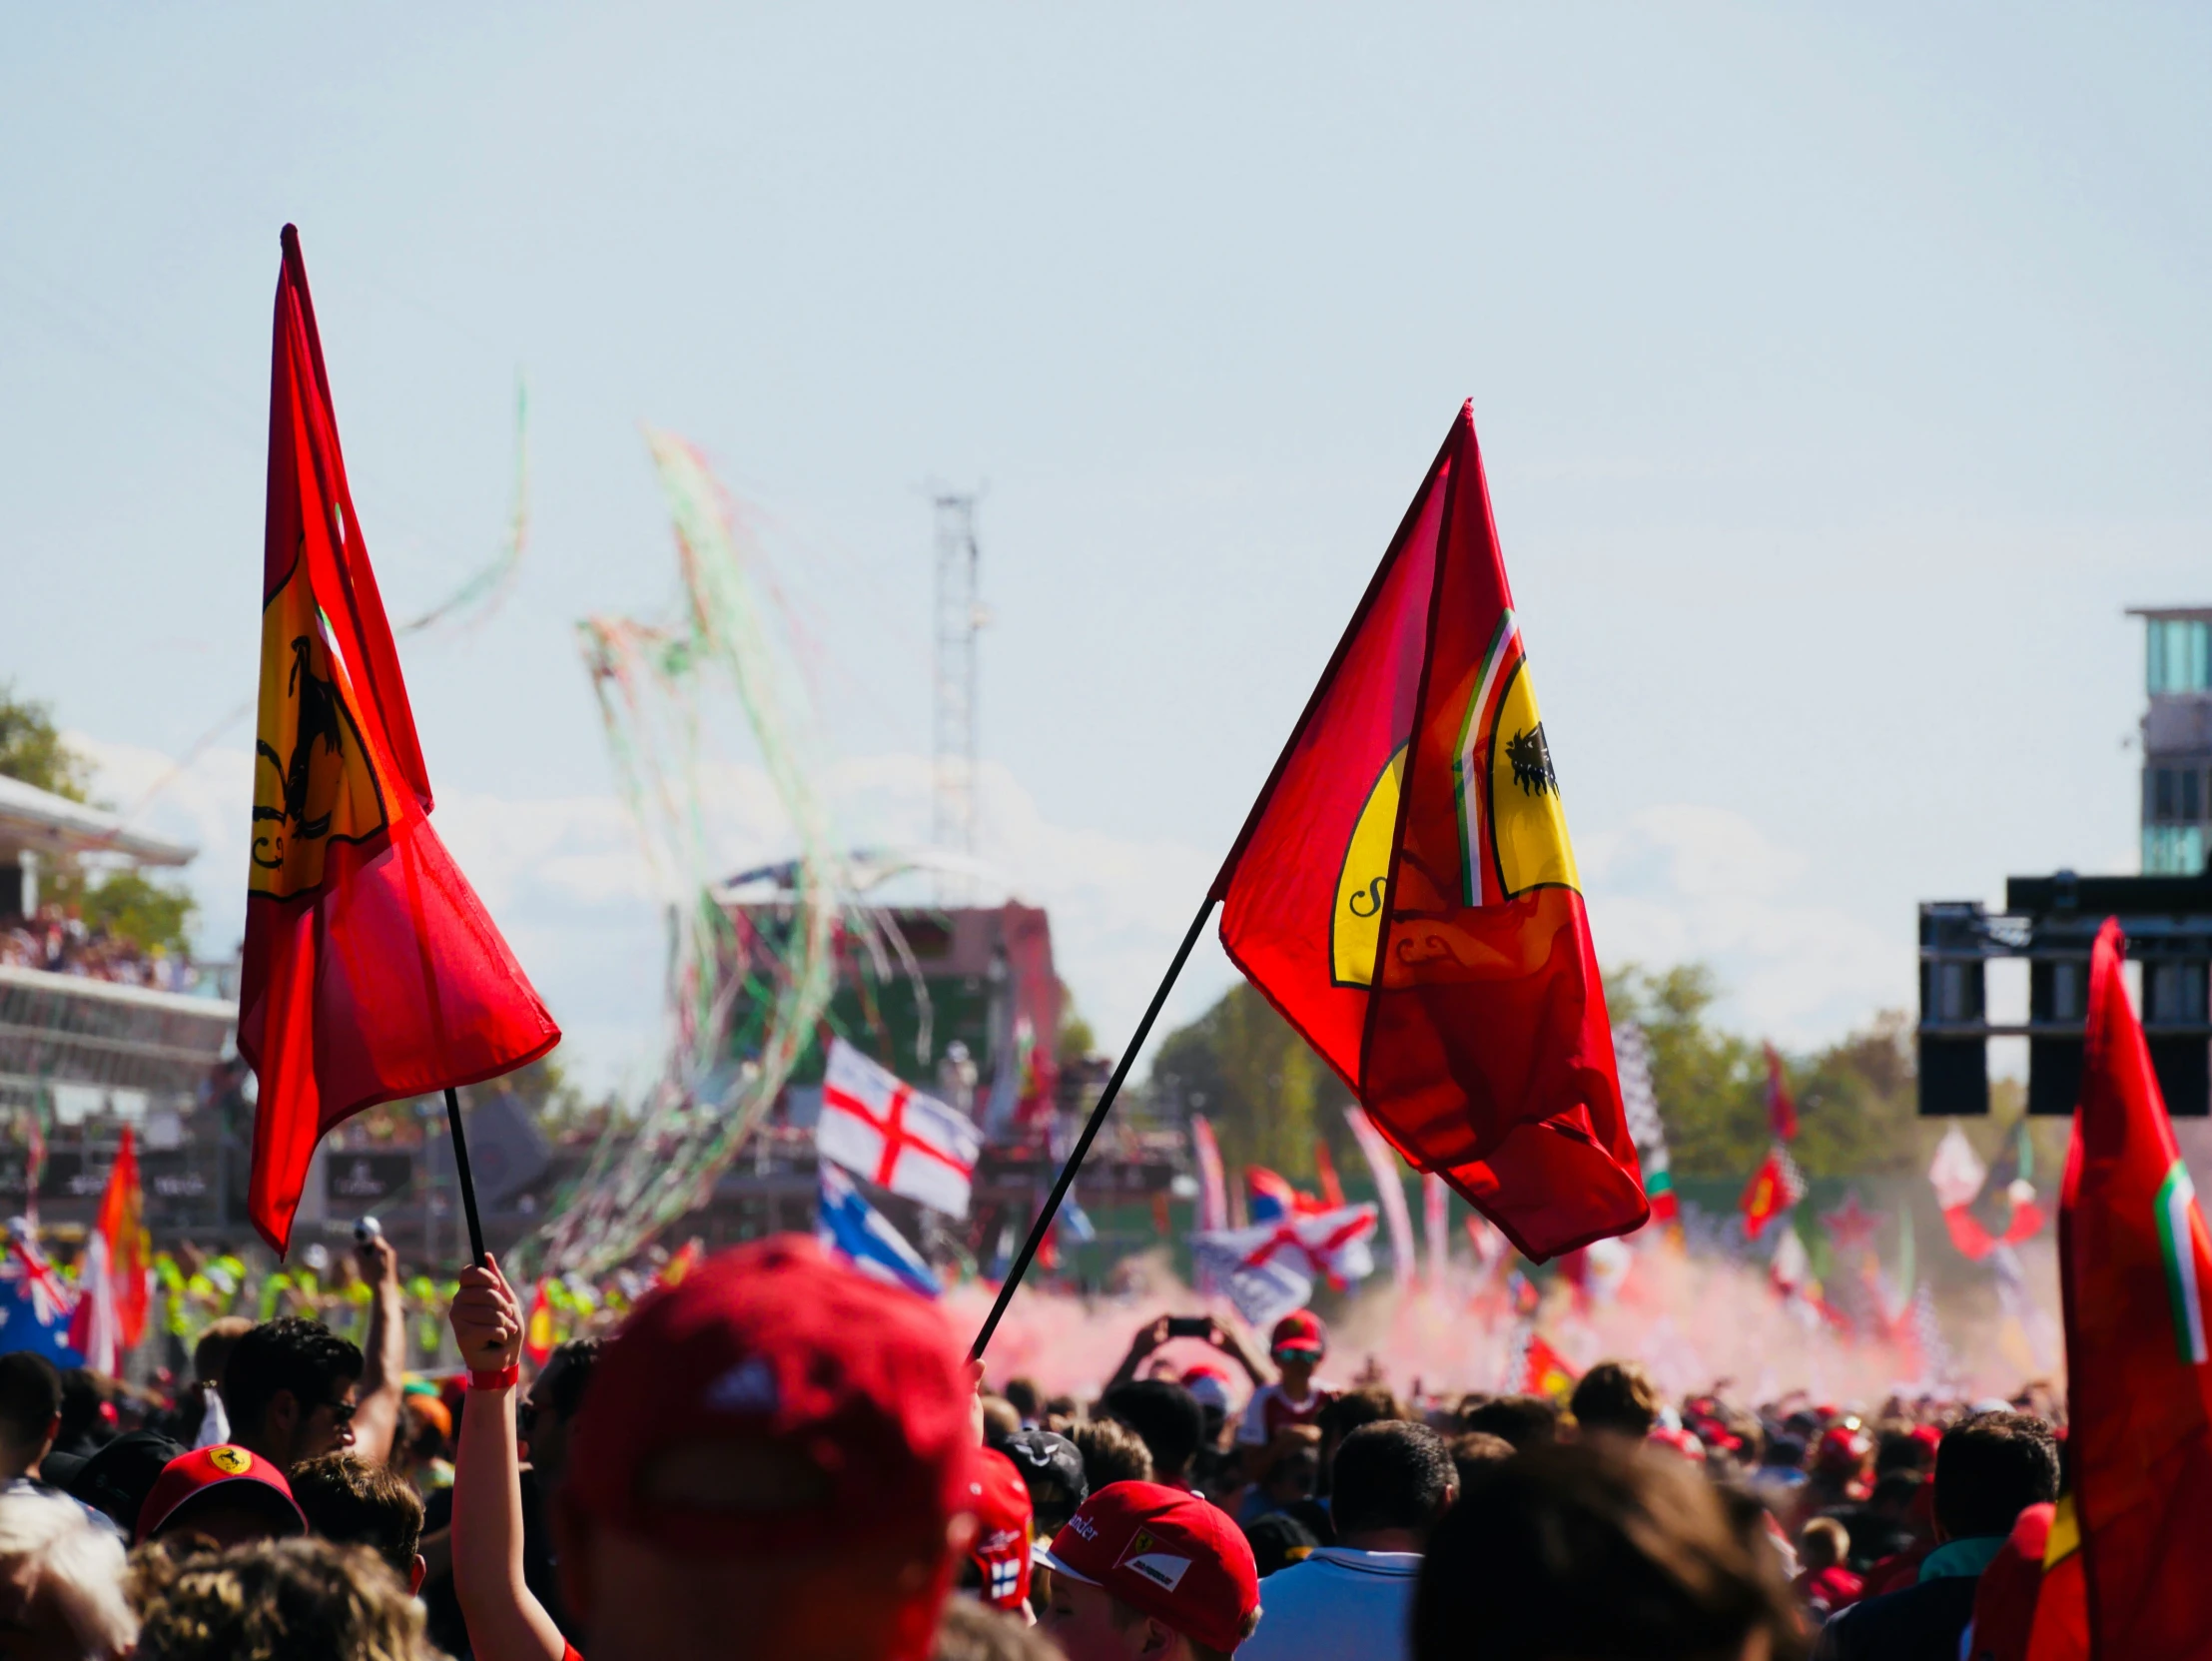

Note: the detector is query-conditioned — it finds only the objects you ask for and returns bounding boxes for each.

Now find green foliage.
[67,868,198,957]
[1150,983,1353,1183]
[1057,983,1098,1063]
[0,683,91,803]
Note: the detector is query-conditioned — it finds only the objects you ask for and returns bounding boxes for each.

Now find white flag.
[818,1038,980,1219]
[1189,1203,1379,1329]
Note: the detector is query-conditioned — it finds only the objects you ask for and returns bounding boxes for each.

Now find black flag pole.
[970,894,1217,1362]
[443,1086,488,1267]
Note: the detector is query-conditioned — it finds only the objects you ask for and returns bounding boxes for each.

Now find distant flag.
[817,1163,941,1300]
[659,1240,703,1286]
[1613,1023,1677,1225]
[1191,1204,1378,1329]
[1313,1139,1346,1210]
[1210,405,1646,1260]
[1762,1044,1799,1142]
[69,1128,148,1375]
[1423,1173,1449,1296]
[1189,1115,1228,1233]
[818,1038,980,1219]
[1740,1144,1806,1242]
[240,227,559,1254]
[1344,1108,1418,1288]
[1463,1213,1508,1272]
[1060,1199,1098,1245]
[1504,1325,1578,1400]
[522,1281,556,1366]
[0,1225,80,1366]
[2028,917,2212,1659]
[1244,1167,1324,1225]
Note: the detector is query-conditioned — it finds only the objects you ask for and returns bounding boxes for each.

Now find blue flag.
[0,1232,84,1366]
[817,1164,941,1299]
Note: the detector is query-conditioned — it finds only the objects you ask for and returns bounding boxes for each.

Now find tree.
[73,868,198,958]
[0,683,90,803]
[1149,983,1352,1183]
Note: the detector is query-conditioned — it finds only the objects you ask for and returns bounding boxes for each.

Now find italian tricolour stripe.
[2156,1159,2210,1365]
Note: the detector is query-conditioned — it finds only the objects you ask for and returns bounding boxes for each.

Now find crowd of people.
[0,905,202,994]
[0,1230,2071,1660]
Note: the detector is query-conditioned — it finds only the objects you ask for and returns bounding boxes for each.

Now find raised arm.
[450,1253,569,1661]
[350,1233,407,1463]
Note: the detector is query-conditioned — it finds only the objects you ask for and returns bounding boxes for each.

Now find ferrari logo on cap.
[1115,1527,1192,1592]
[207,1445,251,1475]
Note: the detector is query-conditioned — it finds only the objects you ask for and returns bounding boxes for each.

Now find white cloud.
[1579,803,1911,1046]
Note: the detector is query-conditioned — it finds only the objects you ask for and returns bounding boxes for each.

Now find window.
[2148,619,2212,695]
[2157,768,2180,821]
[2190,770,2205,822]
[2145,824,2209,875]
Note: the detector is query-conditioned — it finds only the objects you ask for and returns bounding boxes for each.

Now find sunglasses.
[322,1398,359,1427]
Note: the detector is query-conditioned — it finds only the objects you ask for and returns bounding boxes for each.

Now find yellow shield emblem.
[1484,659,1578,899]
[1331,746,1405,988]
[250,567,389,899]
[207,1444,252,1475]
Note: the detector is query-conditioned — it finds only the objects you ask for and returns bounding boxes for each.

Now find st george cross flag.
[2028,916,2212,1660]
[1190,1203,1378,1329]
[241,227,559,1254]
[1212,404,1644,1260]
[817,1162,942,1299]
[819,1038,980,1219]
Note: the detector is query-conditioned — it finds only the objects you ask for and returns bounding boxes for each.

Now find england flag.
[818,1039,980,1219]
[1190,1203,1379,1329]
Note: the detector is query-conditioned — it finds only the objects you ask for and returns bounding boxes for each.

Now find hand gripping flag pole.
[969,896,1213,1361]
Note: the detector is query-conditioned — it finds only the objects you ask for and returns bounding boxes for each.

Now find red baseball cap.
[965,1447,1034,1612]
[135,1444,307,1544]
[1042,1482,1260,1654]
[1269,1310,1325,1357]
[565,1235,976,1558]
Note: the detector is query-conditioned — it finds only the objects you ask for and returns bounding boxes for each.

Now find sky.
[4,6,2209,1092]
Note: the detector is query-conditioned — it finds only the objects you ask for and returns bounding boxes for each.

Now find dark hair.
[1871,1424,1931,1476]
[192,1317,255,1387]
[540,1338,599,1422]
[1869,1468,1922,1512]
[0,1351,62,1449]
[1459,1394,1561,1451]
[1243,1510,1319,1578]
[1331,1421,1454,1539]
[1415,1442,1802,1661]
[1570,1361,1660,1438]
[1933,1412,2058,1541]
[1003,1378,1042,1422]
[221,1319,364,1442]
[1099,1380,1204,1479]
[1069,1418,1153,1491]
[1450,1430,1516,1492]
[57,1369,111,1453]
[1316,1386,1403,1445]
[288,1451,424,1579]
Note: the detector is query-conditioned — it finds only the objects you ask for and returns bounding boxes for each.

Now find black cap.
[66,1429,185,1534]
[1000,1429,1088,1513]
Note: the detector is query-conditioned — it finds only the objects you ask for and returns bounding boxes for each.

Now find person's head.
[1459,1394,1561,1452]
[1867,1468,1922,1519]
[1268,1311,1325,1393]
[1000,1429,1089,1537]
[979,1396,1022,1450]
[136,1445,310,1550]
[1178,1367,1234,1448]
[54,1373,109,1457]
[190,1317,254,1387]
[288,1451,426,1594]
[1260,1443,1318,1506]
[220,1318,364,1468]
[520,1336,598,1493]
[1570,1361,1660,1441]
[1070,1418,1153,1493]
[556,1235,978,1661]
[954,1447,1033,1614]
[0,1353,63,1479]
[0,1489,136,1660]
[1002,1379,1043,1425]
[1099,1381,1205,1485]
[1314,1386,1402,1485]
[62,1429,183,1537]
[1241,1510,1318,1578]
[1797,1517,1847,1574]
[1329,1421,1456,1550]
[1414,1441,1800,1661]
[931,1595,1065,1661]
[1449,1430,1515,1493]
[128,1536,434,1661]
[1932,1413,2058,1543]
[1040,1481,1262,1661]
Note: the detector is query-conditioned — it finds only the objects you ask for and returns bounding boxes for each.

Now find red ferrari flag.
[1214,405,1644,1259]
[1763,1044,1799,1141]
[240,227,559,1254]
[1740,1144,1806,1242]
[2042,917,2212,1659]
